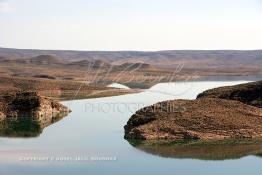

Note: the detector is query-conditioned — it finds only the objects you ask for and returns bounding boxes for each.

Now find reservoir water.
[0,81,261,175]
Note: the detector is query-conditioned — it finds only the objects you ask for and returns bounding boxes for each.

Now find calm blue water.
[0,81,261,175]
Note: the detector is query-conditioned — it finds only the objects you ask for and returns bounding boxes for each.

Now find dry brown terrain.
[0,75,138,100]
[0,54,200,89]
[1,47,262,90]
[124,98,262,140]
[0,48,261,99]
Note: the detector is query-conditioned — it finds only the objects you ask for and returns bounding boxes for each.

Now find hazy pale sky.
[0,0,262,51]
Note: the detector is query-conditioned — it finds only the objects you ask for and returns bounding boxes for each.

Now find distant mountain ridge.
[0,47,262,69]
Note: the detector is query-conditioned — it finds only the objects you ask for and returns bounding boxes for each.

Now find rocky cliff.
[0,91,70,120]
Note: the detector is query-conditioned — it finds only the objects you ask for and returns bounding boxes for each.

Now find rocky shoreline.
[124,81,262,141]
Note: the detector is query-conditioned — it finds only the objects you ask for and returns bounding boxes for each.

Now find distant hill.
[0,47,262,69]
[0,56,9,64]
[27,55,63,65]
[115,62,156,71]
[67,59,110,69]
[0,54,64,66]
[0,48,262,72]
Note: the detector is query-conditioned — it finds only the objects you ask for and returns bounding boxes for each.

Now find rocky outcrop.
[0,91,70,137]
[0,91,70,119]
[197,81,262,108]
[124,81,262,140]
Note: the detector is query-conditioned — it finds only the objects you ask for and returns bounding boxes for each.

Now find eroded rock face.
[124,98,262,140]
[0,91,70,119]
[197,81,262,108]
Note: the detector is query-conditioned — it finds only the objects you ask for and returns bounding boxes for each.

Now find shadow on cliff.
[127,139,262,161]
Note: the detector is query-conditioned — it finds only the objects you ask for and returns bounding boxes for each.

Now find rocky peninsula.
[124,81,262,140]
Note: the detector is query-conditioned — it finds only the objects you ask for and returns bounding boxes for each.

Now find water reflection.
[0,113,68,138]
[128,139,262,160]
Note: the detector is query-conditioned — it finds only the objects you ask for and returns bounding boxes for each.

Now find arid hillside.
[0,47,262,91]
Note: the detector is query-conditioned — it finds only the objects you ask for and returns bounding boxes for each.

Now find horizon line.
[1,46,262,52]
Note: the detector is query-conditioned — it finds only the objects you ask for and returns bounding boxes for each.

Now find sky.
[0,0,262,51]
